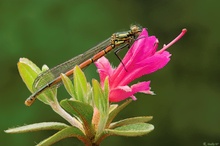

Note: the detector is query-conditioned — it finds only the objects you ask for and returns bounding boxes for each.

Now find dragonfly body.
[25,25,142,106]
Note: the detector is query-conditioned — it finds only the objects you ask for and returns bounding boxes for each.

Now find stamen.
[157,28,187,54]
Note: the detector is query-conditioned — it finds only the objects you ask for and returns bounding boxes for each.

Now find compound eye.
[130,25,142,33]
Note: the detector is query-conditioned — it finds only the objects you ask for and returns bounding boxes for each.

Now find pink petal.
[130,81,151,94]
[118,30,157,71]
[109,85,133,102]
[109,81,152,102]
[110,29,160,87]
[112,51,171,87]
[95,56,115,85]
[130,95,137,100]
[112,29,155,79]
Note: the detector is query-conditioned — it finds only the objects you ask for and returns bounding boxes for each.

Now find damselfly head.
[130,25,142,35]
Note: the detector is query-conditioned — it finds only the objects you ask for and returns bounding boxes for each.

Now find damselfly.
[25,25,142,106]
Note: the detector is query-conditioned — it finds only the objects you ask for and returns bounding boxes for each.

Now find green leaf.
[92,79,105,113]
[36,127,86,146]
[109,116,153,129]
[18,58,41,92]
[106,99,132,127]
[61,73,75,98]
[109,104,118,114]
[41,64,49,72]
[5,122,69,133]
[86,83,93,104]
[105,123,154,137]
[74,66,88,102]
[103,77,109,114]
[18,58,58,105]
[60,99,93,130]
[37,88,57,106]
[92,79,110,140]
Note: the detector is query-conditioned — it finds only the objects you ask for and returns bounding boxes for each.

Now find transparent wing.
[32,38,111,91]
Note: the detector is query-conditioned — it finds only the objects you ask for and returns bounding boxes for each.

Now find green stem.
[50,101,83,131]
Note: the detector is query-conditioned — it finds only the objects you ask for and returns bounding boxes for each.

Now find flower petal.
[94,27,184,103]
[109,85,133,102]
[111,50,170,87]
[110,29,161,88]
[111,29,155,79]
[109,81,152,102]
[95,57,115,85]
[117,51,171,86]
[130,81,151,94]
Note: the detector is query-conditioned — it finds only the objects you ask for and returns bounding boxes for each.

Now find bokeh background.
[1,0,220,145]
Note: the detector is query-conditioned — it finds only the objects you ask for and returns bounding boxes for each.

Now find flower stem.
[50,101,83,131]
[157,28,187,54]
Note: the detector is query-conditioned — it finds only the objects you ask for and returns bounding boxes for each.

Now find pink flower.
[95,28,187,102]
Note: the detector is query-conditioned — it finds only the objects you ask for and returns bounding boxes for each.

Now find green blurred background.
[1,0,220,145]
